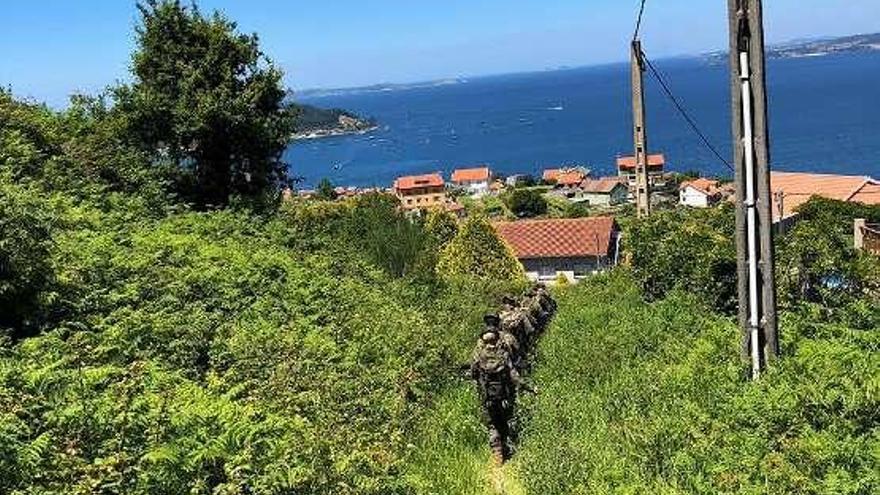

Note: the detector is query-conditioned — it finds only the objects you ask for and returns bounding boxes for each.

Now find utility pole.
[631,40,651,218]
[728,0,778,380]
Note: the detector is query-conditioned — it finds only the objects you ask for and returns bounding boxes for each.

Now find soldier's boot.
[489,428,505,465]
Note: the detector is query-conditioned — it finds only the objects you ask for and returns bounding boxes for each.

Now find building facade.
[494,217,618,284]
[679,178,723,208]
[394,174,447,210]
[617,154,666,189]
[577,177,630,206]
[451,167,492,196]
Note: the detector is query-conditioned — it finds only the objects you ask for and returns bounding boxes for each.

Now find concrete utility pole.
[631,40,651,218]
[728,0,779,379]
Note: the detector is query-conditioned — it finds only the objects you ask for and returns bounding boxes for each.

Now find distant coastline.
[288,101,378,141]
[293,32,880,101]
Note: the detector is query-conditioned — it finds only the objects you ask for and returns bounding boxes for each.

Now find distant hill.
[704,32,880,64]
[288,102,377,140]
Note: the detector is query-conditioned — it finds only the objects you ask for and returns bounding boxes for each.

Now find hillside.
[290,102,377,139]
[514,273,878,494]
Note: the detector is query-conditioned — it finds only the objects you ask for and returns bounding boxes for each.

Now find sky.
[2,0,879,107]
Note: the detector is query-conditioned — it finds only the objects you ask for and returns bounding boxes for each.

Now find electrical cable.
[641,50,735,172]
[633,0,648,41]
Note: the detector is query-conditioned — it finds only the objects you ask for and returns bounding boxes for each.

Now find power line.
[640,50,734,172]
[632,0,648,41]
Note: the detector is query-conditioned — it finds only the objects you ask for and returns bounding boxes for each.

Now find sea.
[285,52,880,188]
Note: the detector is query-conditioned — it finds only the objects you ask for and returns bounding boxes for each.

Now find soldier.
[471,330,521,464]
[534,283,557,314]
[485,314,520,364]
[523,288,550,332]
[500,295,537,350]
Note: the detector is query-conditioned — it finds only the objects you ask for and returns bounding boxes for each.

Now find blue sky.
[2,0,879,107]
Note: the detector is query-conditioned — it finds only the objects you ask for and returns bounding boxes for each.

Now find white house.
[679,178,724,208]
[494,217,619,284]
[451,167,492,196]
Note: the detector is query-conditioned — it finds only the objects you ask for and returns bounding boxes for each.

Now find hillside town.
[286,153,880,284]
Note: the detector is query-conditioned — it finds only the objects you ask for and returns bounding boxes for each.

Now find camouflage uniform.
[500,296,536,350]
[535,283,557,314]
[471,332,521,463]
[523,289,550,332]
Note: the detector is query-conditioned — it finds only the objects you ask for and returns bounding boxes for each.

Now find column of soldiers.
[469,283,557,464]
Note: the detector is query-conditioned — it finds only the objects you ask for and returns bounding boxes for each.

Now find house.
[770,171,880,223]
[577,177,629,206]
[394,173,447,211]
[505,174,533,188]
[543,167,588,187]
[680,177,725,208]
[451,166,492,196]
[494,217,619,284]
[617,154,666,188]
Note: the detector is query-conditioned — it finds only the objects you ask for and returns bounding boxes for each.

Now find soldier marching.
[469,283,556,464]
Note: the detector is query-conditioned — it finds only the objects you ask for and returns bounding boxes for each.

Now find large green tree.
[116,0,295,208]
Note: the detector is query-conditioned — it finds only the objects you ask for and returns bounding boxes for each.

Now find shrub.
[436,214,524,283]
[504,188,548,218]
[0,179,56,336]
[625,204,737,313]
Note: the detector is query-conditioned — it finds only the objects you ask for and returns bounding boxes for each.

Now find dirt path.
[485,458,526,495]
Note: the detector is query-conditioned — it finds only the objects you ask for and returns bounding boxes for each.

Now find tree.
[625,204,737,313]
[316,178,338,201]
[504,189,548,218]
[437,214,524,282]
[424,209,458,248]
[115,0,295,208]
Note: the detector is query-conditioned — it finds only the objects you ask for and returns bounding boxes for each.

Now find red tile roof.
[494,217,616,260]
[581,177,627,194]
[850,181,880,205]
[771,172,879,219]
[394,173,445,191]
[617,154,666,171]
[680,177,722,196]
[452,167,491,183]
[543,168,586,186]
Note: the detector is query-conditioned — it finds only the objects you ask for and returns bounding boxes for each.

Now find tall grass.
[515,270,878,494]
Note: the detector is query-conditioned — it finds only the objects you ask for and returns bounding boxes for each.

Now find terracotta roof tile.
[494,217,616,259]
[452,167,491,183]
[617,154,665,171]
[543,168,586,185]
[771,171,877,219]
[849,182,880,205]
[394,173,444,191]
[581,177,626,193]
[680,177,722,195]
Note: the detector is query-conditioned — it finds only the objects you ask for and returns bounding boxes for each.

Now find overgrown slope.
[515,272,878,494]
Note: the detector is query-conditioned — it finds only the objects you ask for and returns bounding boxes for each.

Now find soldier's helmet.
[501,295,518,307]
[484,314,501,327]
[481,331,499,344]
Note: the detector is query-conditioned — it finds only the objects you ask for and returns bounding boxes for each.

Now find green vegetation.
[2,1,878,493]
[290,103,374,134]
[437,215,525,283]
[515,271,878,494]
[503,189,548,218]
[115,0,295,208]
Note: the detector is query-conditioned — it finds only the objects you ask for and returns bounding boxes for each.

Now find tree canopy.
[115,0,295,208]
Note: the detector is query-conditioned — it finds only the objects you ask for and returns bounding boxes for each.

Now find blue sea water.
[285,52,880,188]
